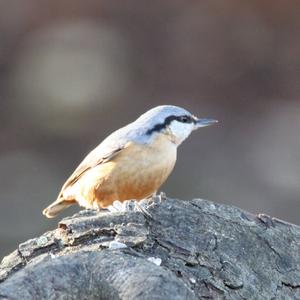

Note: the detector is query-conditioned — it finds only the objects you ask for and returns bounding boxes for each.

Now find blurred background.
[1,0,300,259]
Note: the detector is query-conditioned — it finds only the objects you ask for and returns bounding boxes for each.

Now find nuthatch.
[43,105,217,218]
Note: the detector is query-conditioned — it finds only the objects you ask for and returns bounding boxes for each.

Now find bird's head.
[135,105,218,146]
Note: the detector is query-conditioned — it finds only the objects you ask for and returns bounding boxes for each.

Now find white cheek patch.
[168,120,194,145]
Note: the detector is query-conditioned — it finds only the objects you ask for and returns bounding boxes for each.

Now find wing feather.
[57,119,146,199]
[58,145,125,197]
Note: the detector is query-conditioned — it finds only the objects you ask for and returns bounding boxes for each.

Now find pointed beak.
[194,118,218,129]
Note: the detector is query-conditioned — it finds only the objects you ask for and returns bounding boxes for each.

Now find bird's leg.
[138,192,155,207]
[135,201,153,219]
[158,191,166,203]
[135,191,167,219]
[142,191,166,208]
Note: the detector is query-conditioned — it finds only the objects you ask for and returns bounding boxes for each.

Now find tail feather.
[43,198,75,218]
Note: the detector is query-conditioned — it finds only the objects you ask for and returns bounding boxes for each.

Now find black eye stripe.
[178,115,193,123]
[146,115,193,135]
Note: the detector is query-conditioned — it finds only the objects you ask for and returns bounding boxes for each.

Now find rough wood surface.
[1,196,300,299]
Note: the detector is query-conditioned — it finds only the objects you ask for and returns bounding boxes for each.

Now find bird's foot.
[107,199,153,219]
[135,201,153,219]
[107,200,136,213]
[136,192,166,218]
[107,193,166,217]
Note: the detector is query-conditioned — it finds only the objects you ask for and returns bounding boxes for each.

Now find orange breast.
[77,134,177,208]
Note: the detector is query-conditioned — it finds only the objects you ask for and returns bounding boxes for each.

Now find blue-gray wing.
[59,123,145,194]
[60,144,123,191]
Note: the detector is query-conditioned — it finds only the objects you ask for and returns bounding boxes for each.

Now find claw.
[135,202,153,219]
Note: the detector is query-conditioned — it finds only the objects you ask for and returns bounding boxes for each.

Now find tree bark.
[1,196,300,299]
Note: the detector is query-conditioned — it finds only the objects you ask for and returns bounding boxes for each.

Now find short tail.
[42,198,75,218]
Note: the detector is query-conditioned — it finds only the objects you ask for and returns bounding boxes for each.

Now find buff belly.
[69,136,177,208]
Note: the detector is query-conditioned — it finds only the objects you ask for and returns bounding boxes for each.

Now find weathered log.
[1,196,300,299]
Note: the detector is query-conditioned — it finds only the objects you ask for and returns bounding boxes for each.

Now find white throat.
[167,120,194,146]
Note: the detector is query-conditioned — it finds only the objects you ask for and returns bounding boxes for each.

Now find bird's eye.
[180,116,190,123]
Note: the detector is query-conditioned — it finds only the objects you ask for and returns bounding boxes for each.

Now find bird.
[43,105,217,218]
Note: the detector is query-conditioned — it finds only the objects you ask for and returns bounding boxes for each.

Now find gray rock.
[1,196,300,299]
